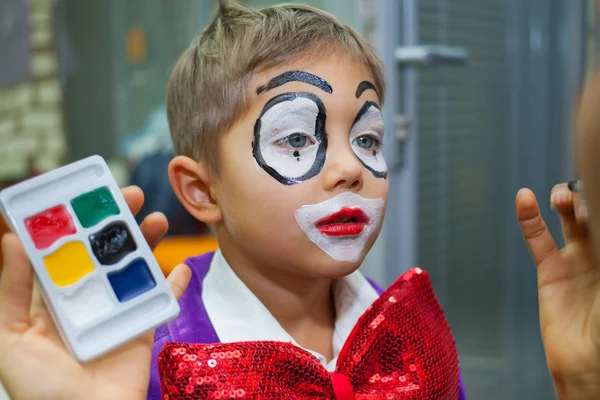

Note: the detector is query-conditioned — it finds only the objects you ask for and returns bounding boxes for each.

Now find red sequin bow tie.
[158,268,460,399]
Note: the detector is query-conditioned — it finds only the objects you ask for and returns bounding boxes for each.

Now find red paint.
[25,205,76,249]
[316,207,369,236]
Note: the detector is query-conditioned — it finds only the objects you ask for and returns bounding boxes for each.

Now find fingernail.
[568,180,584,193]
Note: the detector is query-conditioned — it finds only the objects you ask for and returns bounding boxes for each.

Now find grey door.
[373,0,585,399]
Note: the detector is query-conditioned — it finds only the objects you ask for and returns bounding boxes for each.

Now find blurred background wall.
[0,0,598,399]
[0,0,66,181]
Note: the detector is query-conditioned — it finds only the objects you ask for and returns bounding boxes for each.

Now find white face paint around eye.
[294,191,385,262]
[253,93,327,185]
[350,103,387,179]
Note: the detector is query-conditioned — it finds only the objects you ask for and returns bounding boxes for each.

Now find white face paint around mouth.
[294,191,385,262]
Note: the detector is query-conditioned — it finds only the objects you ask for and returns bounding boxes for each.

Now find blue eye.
[354,135,379,150]
[279,133,309,148]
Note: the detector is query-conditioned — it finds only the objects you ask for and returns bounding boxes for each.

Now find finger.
[166,264,191,301]
[551,183,573,212]
[567,180,588,223]
[550,184,587,243]
[140,212,169,251]
[573,194,589,224]
[516,189,559,266]
[121,186,145,217]
[0,234,32,331]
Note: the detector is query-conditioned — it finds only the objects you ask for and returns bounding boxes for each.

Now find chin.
[306,249,367,279]
[292,229,381,279]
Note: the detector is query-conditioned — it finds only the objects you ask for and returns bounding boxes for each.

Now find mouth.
[315,207,370,236]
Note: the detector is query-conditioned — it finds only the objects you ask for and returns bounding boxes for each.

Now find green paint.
[71,187,120,228]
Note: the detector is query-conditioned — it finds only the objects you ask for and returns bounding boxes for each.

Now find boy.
[1,1,600,399]
[151,0,465,397]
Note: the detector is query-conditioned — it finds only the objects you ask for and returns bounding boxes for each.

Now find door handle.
[392,45,467,169]
[394,45,468,67]
[394,115,411,168]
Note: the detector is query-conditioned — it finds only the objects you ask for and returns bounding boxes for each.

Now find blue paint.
[107,258,156,302]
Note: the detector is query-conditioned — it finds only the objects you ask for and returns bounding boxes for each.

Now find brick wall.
[0,0,66,183]
[0,0,67,313]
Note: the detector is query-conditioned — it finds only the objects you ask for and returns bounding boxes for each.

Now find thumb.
[0,234,33,331]
[165,264,191,301]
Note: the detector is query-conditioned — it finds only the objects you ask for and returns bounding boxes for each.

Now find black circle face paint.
[252,93,327,185]
[350,101,387,179]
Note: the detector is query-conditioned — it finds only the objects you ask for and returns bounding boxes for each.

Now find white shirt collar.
[202,249,379,372]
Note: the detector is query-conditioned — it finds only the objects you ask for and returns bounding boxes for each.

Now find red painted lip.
[316,207,370,236]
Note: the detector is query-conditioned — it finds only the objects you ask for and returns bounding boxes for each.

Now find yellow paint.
[43,241,95,287]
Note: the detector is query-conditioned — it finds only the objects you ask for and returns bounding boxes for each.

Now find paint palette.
[0,155,180,362]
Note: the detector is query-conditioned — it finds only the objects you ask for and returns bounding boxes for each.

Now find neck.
[218,239,337,360]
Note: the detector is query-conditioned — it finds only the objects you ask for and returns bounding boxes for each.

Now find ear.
[168,156,222,224]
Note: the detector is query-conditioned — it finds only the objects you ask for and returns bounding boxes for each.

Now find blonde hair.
[167,0,386,173]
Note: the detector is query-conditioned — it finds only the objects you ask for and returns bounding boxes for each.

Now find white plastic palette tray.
[0,155,180,362]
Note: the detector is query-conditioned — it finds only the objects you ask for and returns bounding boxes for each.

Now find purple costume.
[148,252,467,399]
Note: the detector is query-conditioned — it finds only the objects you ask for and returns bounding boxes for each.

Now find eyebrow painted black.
[256,71,333,95]
[355,81,379,99]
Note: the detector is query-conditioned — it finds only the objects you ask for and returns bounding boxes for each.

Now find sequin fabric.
[158,268,459,399]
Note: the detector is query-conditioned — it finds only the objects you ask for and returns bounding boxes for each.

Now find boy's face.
[214,52,388,278]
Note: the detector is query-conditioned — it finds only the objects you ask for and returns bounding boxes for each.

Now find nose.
[323,145,364,191]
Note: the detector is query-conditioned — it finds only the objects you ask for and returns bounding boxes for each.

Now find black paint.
[568,180,583,193]
[373,150,377,157]
[293,150,300,157]
[256,71,333,95]
[352,100,380,126]
[253,92,328,185]
[355,81,379,99]
[89,222,137,265]
[351,101,387,179]
[358,156,387,179]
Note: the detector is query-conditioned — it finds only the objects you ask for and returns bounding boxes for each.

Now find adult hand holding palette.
[0,155,180,362]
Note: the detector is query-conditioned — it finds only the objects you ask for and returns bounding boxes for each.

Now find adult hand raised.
[0,186,191,400]
[517,185,600,400]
